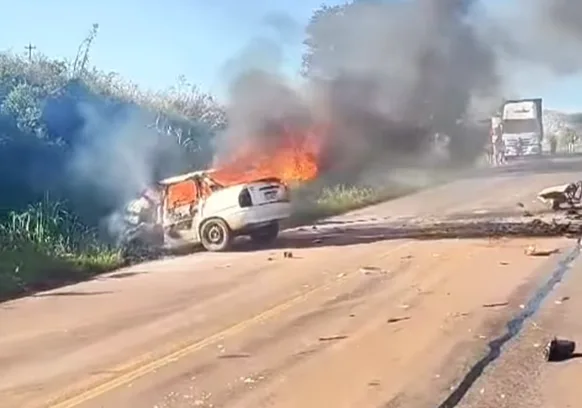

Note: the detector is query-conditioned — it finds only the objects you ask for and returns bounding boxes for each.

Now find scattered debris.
[359,266,386,275]
[499,261,509,266]
[448,311,470,318]
[283,251,294,258]
[554,296,570,305]
[312,238,323,244]
[318,335,348,342]
[516,202,525,208]
[482,301,509,308]
[523,211,534,217]
[368,380,381,387]
[217,353,251,360]
[525,245,560,257]
[387,316,411,324]
[544,337,576,362]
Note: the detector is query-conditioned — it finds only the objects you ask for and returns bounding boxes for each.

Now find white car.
[120,170,291,252]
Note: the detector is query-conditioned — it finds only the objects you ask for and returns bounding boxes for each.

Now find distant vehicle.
[119,170,291,252]
[500,98,544,158]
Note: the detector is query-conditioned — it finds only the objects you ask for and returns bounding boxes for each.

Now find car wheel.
[200,218,232,251]
[249,222,279,245]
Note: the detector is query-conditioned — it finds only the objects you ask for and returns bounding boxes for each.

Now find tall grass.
[288,183,416,226]
[0,198,121,300]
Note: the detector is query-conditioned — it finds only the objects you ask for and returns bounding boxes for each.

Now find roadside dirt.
[1,162,582,408]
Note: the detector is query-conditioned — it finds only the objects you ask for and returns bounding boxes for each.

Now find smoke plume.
[215,0,582,182]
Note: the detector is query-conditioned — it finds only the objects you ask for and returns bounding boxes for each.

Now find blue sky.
[0,0,581,111]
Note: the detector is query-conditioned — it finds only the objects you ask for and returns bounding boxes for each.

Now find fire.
[212,124,326,186]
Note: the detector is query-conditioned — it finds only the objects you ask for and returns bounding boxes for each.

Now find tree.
[71,23,99,79]
[301,4,346,78]
[561,126,578,153]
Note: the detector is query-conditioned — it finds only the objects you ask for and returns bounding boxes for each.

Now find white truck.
[500,98,544,158]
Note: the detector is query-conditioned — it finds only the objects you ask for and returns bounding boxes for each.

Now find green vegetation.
[0,199,121,300]
[0,24,226,300]
[288,184,416,226]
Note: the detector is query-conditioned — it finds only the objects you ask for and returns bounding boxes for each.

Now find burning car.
[119,169,291,252]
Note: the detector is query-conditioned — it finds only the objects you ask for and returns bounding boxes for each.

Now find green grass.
[287,183,416,226]
[0,199,122,301]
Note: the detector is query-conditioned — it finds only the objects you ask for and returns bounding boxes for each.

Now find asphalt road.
[2,155,582,408]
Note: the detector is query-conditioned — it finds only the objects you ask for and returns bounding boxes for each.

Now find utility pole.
[24,43,36,62]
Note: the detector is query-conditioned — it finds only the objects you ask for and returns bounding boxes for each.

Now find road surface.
[2,156,582,408]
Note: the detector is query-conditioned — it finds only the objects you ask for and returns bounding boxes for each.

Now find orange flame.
[212,124,326,186]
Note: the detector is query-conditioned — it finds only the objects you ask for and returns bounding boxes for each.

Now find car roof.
[157,169,217,185]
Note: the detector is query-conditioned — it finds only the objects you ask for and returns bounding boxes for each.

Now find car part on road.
[544,337,576,362]
[538,181,582,211]
[482,302,509,308]
[318,335,348,342]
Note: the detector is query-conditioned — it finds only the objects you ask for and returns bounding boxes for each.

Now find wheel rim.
[206,224,224,244]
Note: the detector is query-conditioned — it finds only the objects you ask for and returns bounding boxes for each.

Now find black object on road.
[544,337,576,362]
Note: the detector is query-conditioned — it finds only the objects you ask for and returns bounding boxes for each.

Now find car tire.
[200,218,232,252]
[249,222,279,245]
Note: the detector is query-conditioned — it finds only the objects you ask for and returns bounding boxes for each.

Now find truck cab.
[501,98,544,158]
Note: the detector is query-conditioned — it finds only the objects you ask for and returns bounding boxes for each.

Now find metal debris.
[525,245,560,257]
[359,266,386,275]
[318,335,348,341]
[482,301,509,308]
[554,296,570,305]
[544,337,576,362]
[387,316,411,324]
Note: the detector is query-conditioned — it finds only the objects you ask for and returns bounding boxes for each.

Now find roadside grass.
[287,183,417,227]
[0,200,122,301]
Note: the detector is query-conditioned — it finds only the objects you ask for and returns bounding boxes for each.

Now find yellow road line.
[48,240,413,408]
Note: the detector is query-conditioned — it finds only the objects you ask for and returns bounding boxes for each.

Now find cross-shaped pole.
[24,43,36,62]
